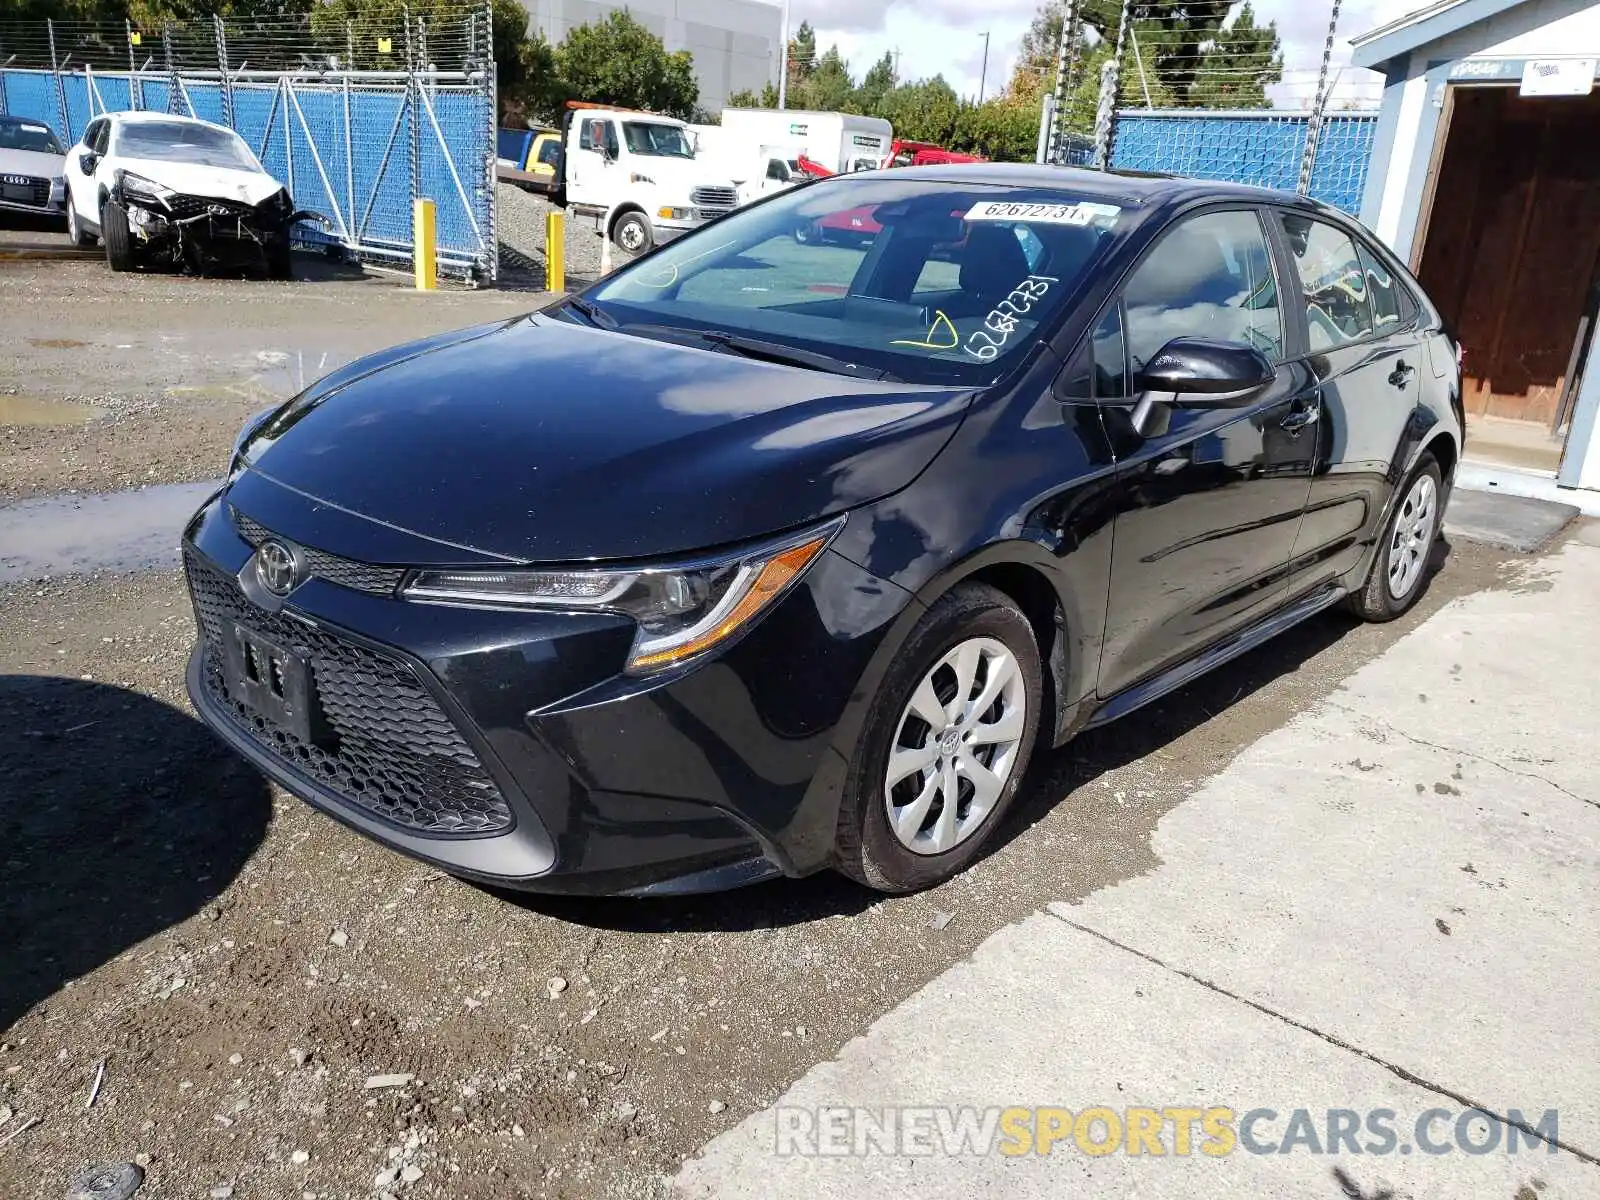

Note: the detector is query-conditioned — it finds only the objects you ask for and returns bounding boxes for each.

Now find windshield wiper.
[563,295,618,330]
[698,330,900,382]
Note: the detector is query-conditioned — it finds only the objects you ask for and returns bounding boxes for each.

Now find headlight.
[402,521,840,675]
[118,170,173,205]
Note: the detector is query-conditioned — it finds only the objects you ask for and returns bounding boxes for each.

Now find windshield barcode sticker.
[965,201,1121,227]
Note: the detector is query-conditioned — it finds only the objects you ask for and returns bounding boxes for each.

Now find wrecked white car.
[64,112,321,278]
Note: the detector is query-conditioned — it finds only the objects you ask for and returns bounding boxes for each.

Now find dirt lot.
[0,251,538,504]
[0,244,1540,1198]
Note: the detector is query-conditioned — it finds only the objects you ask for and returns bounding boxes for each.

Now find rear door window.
[1356,240,1410,333]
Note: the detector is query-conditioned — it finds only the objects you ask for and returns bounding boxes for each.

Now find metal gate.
[0,10,496,280]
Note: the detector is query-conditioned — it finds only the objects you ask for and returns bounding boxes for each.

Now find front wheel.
[264,235,293,280]
[101,202,136,271]
[1346,452,1444,622]
[835,583,1042,893]
[612,211,652,254]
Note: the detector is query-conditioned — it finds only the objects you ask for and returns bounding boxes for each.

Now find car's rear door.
[1268,209,1426,593]
[1085,206,1323,698]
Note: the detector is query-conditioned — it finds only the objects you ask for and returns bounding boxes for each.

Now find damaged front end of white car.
[112,168,328,278]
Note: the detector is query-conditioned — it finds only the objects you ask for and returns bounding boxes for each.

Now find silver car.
[0,115,67,220]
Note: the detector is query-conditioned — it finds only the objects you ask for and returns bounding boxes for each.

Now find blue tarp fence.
[0,66,496,279]
[1109,109,1379,215]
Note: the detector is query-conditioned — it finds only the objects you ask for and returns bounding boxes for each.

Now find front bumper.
[181,486,910,895]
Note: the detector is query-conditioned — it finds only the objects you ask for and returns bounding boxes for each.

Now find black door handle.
[1280,406,1320,434]
[1389,361,1416,388]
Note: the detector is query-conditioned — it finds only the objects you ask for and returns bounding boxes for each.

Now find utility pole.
[894,48,901,81]
[978,32,990,104]
[777,0,790,109]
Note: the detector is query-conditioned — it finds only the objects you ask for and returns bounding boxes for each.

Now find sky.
[802,0,1422,110]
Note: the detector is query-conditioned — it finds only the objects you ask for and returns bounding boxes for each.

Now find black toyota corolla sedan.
[182,165,1462,896]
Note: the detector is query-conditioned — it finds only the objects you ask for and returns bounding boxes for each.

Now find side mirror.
[1129,337,1275,436]
[79,151,99,173]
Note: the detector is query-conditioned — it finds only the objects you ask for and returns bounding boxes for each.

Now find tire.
[612,211,652,254]
[1345,451,1444,622]
[265,236,293,280]
[835,582,1043,893]
[101,201,136,272]
[66,194,96,247]
[793,220,816,245]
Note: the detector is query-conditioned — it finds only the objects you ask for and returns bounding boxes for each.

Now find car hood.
[237,315,975,563]
[0,148,65,177]
[118,157,284,204]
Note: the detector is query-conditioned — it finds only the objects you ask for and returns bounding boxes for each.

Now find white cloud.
[804,0,1422,110]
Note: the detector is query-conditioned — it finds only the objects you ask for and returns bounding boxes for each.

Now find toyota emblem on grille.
[208,202,232,215]
[255,539,303,596]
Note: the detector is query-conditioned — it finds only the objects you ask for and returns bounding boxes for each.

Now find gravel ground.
[496,183,641,288]
[0,534,1525,1200]
[0,255,540,505]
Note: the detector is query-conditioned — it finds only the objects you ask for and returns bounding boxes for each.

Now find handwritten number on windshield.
[965,275,1058,361]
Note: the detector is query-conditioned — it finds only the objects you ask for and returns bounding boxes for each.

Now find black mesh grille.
[185,547,513,836]
[0,176,51,206]
[167,194,261,221]
[232,509,405,597]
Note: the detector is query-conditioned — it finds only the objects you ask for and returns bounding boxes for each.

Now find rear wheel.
[101,201,136,272]
[835,583,1042,893]
[1345,452,1444,622]
[66,195,96,247]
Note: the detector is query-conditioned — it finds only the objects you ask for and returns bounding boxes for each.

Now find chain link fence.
[1035,0,1379,216]
[0,8,497,280]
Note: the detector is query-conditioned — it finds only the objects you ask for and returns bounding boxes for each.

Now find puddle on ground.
[0,395,106,426]
[0,480,221,586]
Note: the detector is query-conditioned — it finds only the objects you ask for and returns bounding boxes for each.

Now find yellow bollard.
[413,197,437,291]
[545,209,565,293]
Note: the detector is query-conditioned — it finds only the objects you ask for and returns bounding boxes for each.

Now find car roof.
[875,162,1312,210]
[105,111,240,137]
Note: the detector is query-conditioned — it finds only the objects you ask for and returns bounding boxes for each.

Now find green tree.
[795,43,854,111]
[727,82,780,108]
[787,19,816,84]
[554,10,698,119]
[855,51,896,112]
[1006,2,1110,133]
[1081,0,1281,108]
[876,76,961,146]
[1183,2,1281,109]
[952,98,1038,162]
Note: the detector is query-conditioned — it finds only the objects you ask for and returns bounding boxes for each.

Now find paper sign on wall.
[1520,59,1595,96]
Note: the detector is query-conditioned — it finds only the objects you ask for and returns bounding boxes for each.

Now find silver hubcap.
[885,637,1026,856]
[619,222,645,251]
[1388,473,1438,599]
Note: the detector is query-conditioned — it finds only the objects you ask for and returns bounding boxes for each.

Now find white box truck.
[557,104,740,253]
[718,109,893,176]
[690,123,812,206]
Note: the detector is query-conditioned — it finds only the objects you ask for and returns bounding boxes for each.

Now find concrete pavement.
[673,523,1600,1198]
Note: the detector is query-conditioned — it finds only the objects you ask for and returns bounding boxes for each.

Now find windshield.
[622,122,693,158]
[0,118,63,155]
[583,178,1124,386]
[114,121,258,170]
